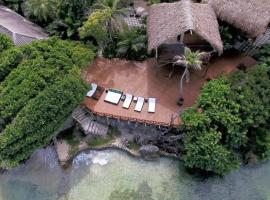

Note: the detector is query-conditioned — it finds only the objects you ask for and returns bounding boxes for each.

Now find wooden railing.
[84,107,180,128]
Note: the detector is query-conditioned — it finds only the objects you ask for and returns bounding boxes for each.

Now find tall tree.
[79,0,128,46]
[23,0,59,24]
[47,0,95,39]
[116,27,147,60]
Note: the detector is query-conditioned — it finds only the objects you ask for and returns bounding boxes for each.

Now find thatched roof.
[147,0,223,55]
[208,0,270,38]
[0,6,48,46]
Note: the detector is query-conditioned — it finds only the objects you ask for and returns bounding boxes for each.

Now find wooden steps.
[72,107,108,136]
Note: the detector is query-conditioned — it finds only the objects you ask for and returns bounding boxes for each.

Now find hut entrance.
[156,43,186,78]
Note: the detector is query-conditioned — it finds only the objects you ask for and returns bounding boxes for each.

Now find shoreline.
[55,138,182,169]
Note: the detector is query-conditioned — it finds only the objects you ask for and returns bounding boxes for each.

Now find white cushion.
[135,97,144,112]
[123,94,133,109]
[148,98,156,113]
[104,91,122,104]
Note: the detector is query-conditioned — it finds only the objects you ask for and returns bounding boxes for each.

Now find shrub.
[0,37,95,168]
[228,66,270,160]
[254,44,270,66]
[0,74,88,168]
[104,27,148,60]
[0,48,23,82]
[0,33,14,54]
[116,27,148,61]
[184,129,240,175]
[0,38,95,132]
[182,65,270,175]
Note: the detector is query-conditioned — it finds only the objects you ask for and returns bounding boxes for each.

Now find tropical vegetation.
[23,0,59,24]
[182,64,270,175]
[79,0,128,47]
[104,27,148,60]
[255,44,270,66]
[0,36,95,168]
[0,33,14,53]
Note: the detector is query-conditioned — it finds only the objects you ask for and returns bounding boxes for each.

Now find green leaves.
[0,48,23,82]
[79,9,110,44]
[255,44,270,66]
[182,65,270,175]
[24,0,59,24]
[0,37,95,168]
[183,130,239,175]
[79,0,128,46]
[182,79,242,175]
[115,27,148,60]
[0,33,14,54]
[0,74,88,168]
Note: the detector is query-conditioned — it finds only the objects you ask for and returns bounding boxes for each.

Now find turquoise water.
[0,148,270,200]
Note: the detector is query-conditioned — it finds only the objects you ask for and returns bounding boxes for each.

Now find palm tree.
[93,0,128,40]
[157,47,206,105]
[177,49,205,105]
[47,0,95,39]
[116,27,147,60]
[23,0,59,23]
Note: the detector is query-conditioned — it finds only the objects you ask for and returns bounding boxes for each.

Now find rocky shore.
[55,124,183,167]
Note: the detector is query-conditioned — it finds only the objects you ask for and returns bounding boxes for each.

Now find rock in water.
[139,145,160,160]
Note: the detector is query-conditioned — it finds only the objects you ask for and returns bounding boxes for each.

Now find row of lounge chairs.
[86,85,156,113]
[105,89,156,113]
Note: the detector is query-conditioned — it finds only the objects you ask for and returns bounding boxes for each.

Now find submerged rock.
[139,145,160,160]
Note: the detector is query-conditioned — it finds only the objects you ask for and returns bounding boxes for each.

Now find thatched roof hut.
[0,6,48,46]
[147,0,223,55]
[208,0,270,38]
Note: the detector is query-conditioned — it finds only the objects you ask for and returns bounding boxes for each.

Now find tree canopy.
[0,37,95,168]
[182,65,270,175]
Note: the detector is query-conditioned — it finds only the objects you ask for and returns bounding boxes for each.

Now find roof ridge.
[182,0,194,30]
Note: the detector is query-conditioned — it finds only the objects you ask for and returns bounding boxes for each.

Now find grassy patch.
[69,145,79,158]
[87,136,112,147]
[127,141,140,151]
[87,126,121,147]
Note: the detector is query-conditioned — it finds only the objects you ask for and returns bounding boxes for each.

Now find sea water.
[0,148,270,200]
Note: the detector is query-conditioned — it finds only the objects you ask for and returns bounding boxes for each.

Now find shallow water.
[0,148,270,200]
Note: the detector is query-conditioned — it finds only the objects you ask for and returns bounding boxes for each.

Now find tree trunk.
[180,66,188,99]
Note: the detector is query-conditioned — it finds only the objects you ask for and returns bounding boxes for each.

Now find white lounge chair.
[148,98,156,113]
[104,89,122,105]
[122,94,133,109]
[86,83,97,97]
[135,97,144,112]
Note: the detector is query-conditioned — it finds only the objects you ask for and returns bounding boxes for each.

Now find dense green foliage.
[0,0,23,14]
[104,27,148,60]
[182,65,270,175]
[0,37,95,168]
[47,0,95,39]
[79,0,128,46]
[255,44,270,66]
[219,23,246,51]
[0,33,14,53]
[0,74,88,168]
[1,0,147,60]
[0,48,23,82]
[23,0,59,23]
[229,66,270,160]
[1,0,96,38]
[116,27,147,60]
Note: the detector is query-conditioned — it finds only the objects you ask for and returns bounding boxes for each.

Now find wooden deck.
[82,53,257,127]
